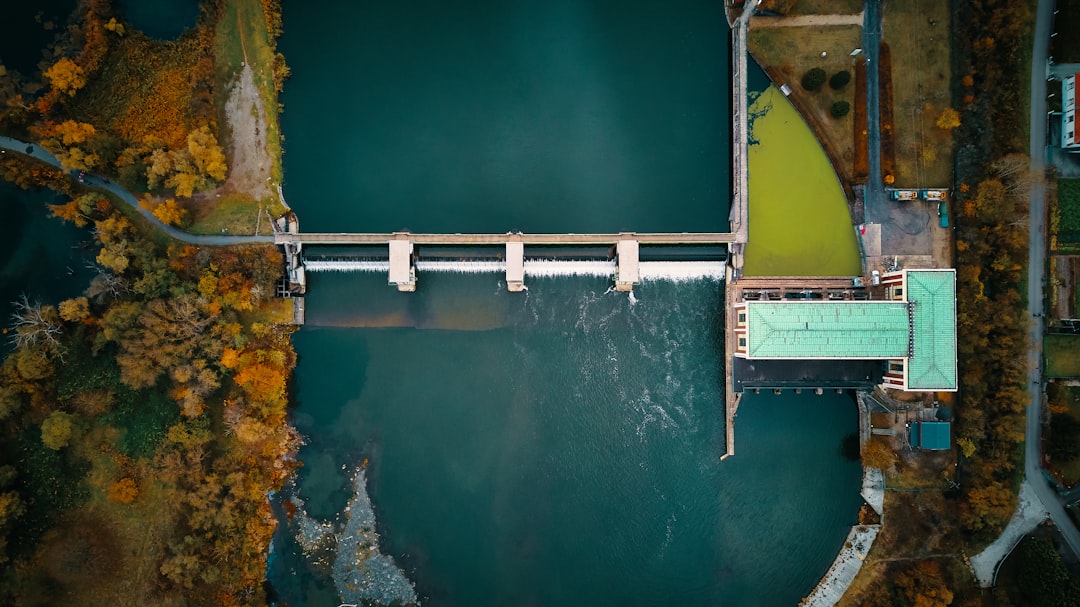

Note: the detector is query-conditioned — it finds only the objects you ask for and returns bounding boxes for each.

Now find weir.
[279,231,737,294]
[274,5,755,461]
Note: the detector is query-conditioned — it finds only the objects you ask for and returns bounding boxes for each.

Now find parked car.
[890,189,919,201]
[938,201,949,228]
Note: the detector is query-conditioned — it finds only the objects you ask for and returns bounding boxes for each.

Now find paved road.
[0,135,274,246]
[1026,0,1080,559]
[862,0,884,203]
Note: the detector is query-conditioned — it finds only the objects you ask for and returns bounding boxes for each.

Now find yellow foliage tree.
[104,17,126,36]
[107,478,139,503]
[152,198,188,227]
[936,108,961,130]
[41,411,74,450]
[51,120,96,145]
[58,297,90,323]
[187,126,227,182]
[48,200,88,227]
[44,58,86,96]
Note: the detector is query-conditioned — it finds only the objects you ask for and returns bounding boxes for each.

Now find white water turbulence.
[524,259,615,277]
[638,261,725,282]
[304,259,725,282]
[288,468,419,606]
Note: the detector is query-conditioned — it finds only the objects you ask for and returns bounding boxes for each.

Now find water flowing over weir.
[303,259,726,281]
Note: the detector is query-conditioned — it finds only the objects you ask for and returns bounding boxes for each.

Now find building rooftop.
[909,421,951,450]
[905,270,957,391]
[745,301,911,359]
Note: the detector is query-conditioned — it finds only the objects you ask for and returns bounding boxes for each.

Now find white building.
[1064,73,1080,151]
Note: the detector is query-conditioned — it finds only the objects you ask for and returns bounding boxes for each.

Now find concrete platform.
[506,242,525,292]
[615,240,640,292]
[388,239,416,292]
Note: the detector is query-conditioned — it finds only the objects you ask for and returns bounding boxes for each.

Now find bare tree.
[9,295,63,352]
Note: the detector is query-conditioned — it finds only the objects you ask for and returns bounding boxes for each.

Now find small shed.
[909,421,951,450]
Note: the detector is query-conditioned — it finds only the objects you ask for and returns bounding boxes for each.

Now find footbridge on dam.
[276,231,740,293]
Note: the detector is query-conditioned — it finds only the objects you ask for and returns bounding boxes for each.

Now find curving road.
[0,135,274,246]
[1025,0,1080,558]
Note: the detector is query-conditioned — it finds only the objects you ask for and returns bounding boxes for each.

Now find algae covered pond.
[743,86,861,277]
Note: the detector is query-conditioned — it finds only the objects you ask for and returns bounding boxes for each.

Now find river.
[269,1,863,605]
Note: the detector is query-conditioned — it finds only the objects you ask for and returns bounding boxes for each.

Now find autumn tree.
[936,107,961,130]
[0,466,25,565]
[41,410,75,450]
[58,297,90,323]
[144,127,228,197]
[107,477,138,503]
[44,58,86,96]
[892,560,955,607]
[151,198,188,227]
[961,481,1015,534]
[863,438,898,474]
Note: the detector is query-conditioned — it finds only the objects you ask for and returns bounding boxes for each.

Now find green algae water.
[271,2,864,605]
[743,85,861,276]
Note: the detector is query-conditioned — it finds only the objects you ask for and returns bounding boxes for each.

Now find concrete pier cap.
[615,239,640,292]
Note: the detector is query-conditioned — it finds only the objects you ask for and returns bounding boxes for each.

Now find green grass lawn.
[791,0,862,14]
[186,193,282,236]
[1045,334,1080,377]
[1058,180,1080,241]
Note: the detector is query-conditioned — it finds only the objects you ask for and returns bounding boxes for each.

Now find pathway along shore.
[0,135,274,247]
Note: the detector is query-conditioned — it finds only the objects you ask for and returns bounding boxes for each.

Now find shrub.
[831,101,851,118]
[801,67,827,91]
[829,70,851,90]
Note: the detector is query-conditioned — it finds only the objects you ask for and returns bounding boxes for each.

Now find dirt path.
[751,13,863,27]
[222,63,273,201]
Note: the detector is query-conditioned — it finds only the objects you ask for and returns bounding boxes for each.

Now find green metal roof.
[909,421,951,450]
[745,301,911,359]
[905,270,957,390]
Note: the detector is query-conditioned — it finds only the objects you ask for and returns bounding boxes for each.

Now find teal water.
[117,0,198,40]
[0,182,95,330]
[272,2,863,605]
[0,0,72,75]
[269,274,862,606]
[278,0,729,233]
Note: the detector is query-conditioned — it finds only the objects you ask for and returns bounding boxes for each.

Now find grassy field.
[791,0,862,14]
[1050,384,1080,486]
[1058,179,1080,241]
[748,24,861,185]
[881,0,953,188]
[1046,334,1080,377]
[185,192,285,236]
[757,0,862,15]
